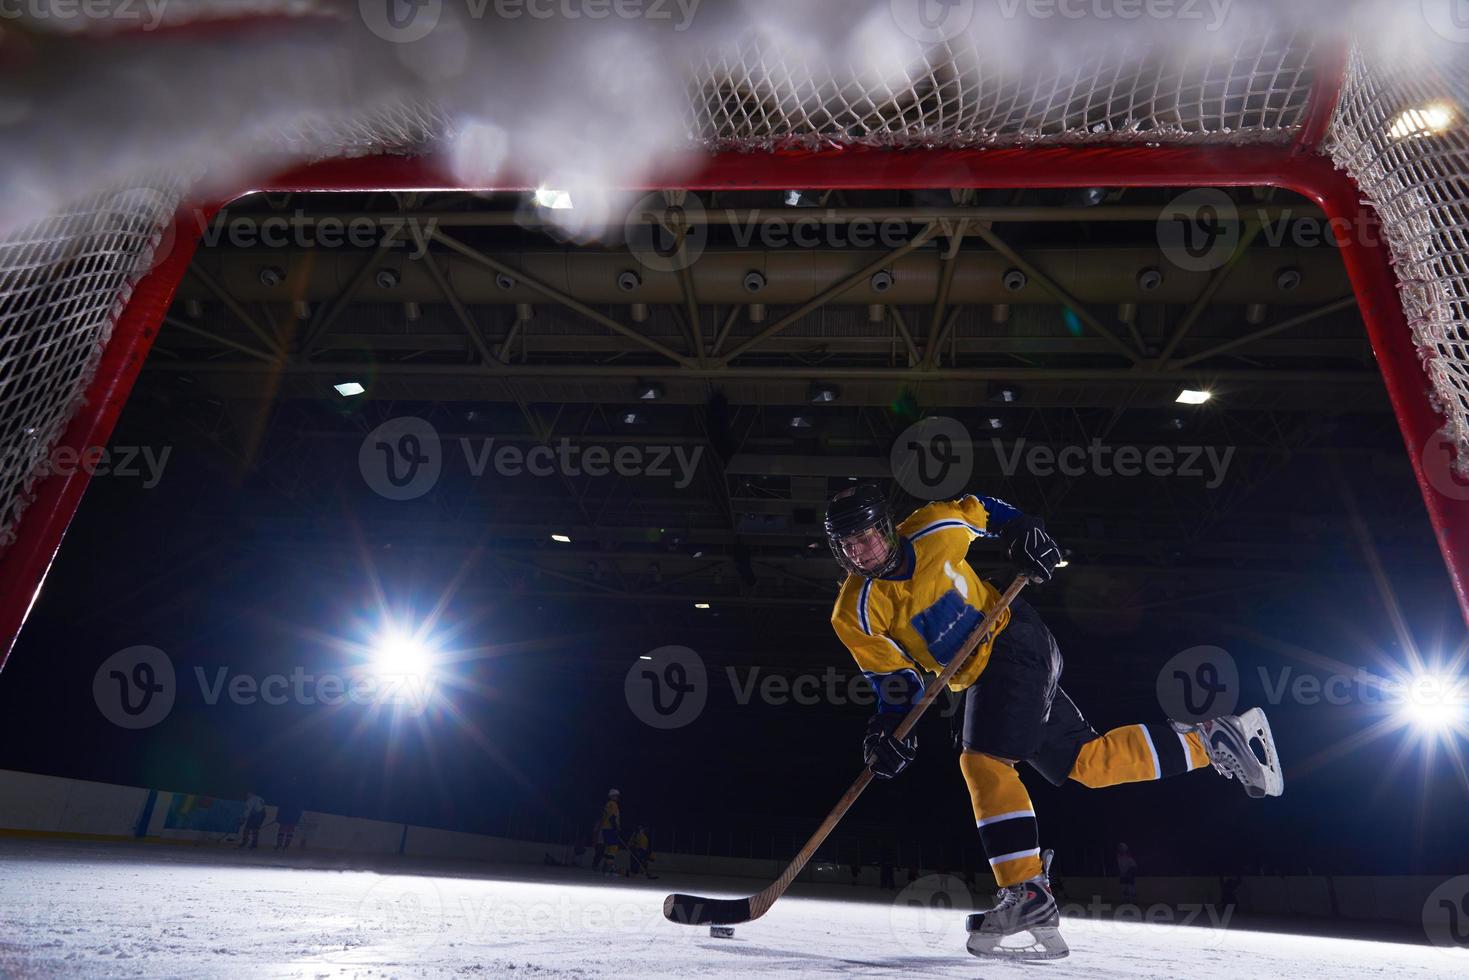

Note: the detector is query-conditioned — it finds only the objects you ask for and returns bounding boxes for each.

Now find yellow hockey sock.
[960,751,1043,886]
[1069,724,1209,788]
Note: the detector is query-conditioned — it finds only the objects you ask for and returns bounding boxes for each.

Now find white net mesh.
[688,31,1318,150]
[0,182,184,547]
[0,20,1465,556]
[1328,42,1469,477]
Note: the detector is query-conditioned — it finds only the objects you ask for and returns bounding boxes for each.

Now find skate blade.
[1239,707,1284,798]
[967,925,1070,961]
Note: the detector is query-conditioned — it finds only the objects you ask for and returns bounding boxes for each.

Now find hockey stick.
[664,574,1029,926]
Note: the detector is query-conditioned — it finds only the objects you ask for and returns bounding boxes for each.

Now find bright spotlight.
[371,630,433,680]
[534,187,574,210]
[1388,103,1456,140]
[1397,673,1469,732]
[1176,389,1212,405]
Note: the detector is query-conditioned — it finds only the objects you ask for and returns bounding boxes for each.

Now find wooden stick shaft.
[746,575,1029,919]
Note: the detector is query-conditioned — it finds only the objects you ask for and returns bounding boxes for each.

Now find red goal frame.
[3,97,1467,666]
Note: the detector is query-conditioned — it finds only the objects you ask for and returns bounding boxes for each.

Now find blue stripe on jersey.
[863,668,923,714]
[973,494,1022,532]
[857,579,873,635]
[910,519,983,541]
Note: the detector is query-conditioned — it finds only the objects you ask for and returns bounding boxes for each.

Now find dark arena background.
[1,2,1468,976]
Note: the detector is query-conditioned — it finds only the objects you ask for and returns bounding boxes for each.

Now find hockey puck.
[709,926,735,939]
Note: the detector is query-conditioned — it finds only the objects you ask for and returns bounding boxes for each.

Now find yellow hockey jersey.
[831,495,1019,711]
[598,799,620,832]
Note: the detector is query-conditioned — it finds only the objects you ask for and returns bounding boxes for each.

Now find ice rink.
[1,839,1464,978]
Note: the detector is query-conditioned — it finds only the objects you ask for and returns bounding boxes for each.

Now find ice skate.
[966,849,1070,961]
[1174,707,1283,798]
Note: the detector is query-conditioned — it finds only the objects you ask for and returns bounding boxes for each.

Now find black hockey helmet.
[824,483,901,578]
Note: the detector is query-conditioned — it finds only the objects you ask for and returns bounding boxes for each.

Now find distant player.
[824,485,1282,960]
[238,791,267,850]
[592,789,622,877]
[627,825,656,879]
[1116,843,1139,904]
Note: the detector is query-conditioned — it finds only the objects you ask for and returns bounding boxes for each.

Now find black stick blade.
[663,893,753,926]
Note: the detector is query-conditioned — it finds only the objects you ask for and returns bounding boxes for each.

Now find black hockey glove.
[864,712,918,779]
[1002,515,1062,584]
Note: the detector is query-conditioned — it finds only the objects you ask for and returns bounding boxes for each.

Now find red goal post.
[1,25,1467,666]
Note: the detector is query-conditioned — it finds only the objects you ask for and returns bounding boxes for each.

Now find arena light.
[694,602,711,610]
[334,381,365,397]
[1396,673,1469,733]
[370,628,434,682]
[533,187,574,210]
[1388,103,1456,140]
[1176,389,1212,405]
[551,533,572,543]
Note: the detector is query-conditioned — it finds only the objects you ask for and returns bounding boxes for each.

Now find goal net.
[1,6,1467,659]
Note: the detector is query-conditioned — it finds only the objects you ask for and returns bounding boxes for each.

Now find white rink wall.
[0,768,1447,928]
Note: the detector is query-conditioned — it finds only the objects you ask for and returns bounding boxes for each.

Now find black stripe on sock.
[978,814,1038,860]
[1147,723,1190,778]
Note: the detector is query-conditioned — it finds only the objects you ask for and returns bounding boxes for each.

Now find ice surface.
[0,839,1463,978]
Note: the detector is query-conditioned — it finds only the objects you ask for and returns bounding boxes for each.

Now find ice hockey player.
[627,825,656,879]
[824,485,1283,960]
[238,790,267,850]
[592,789,622,877]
